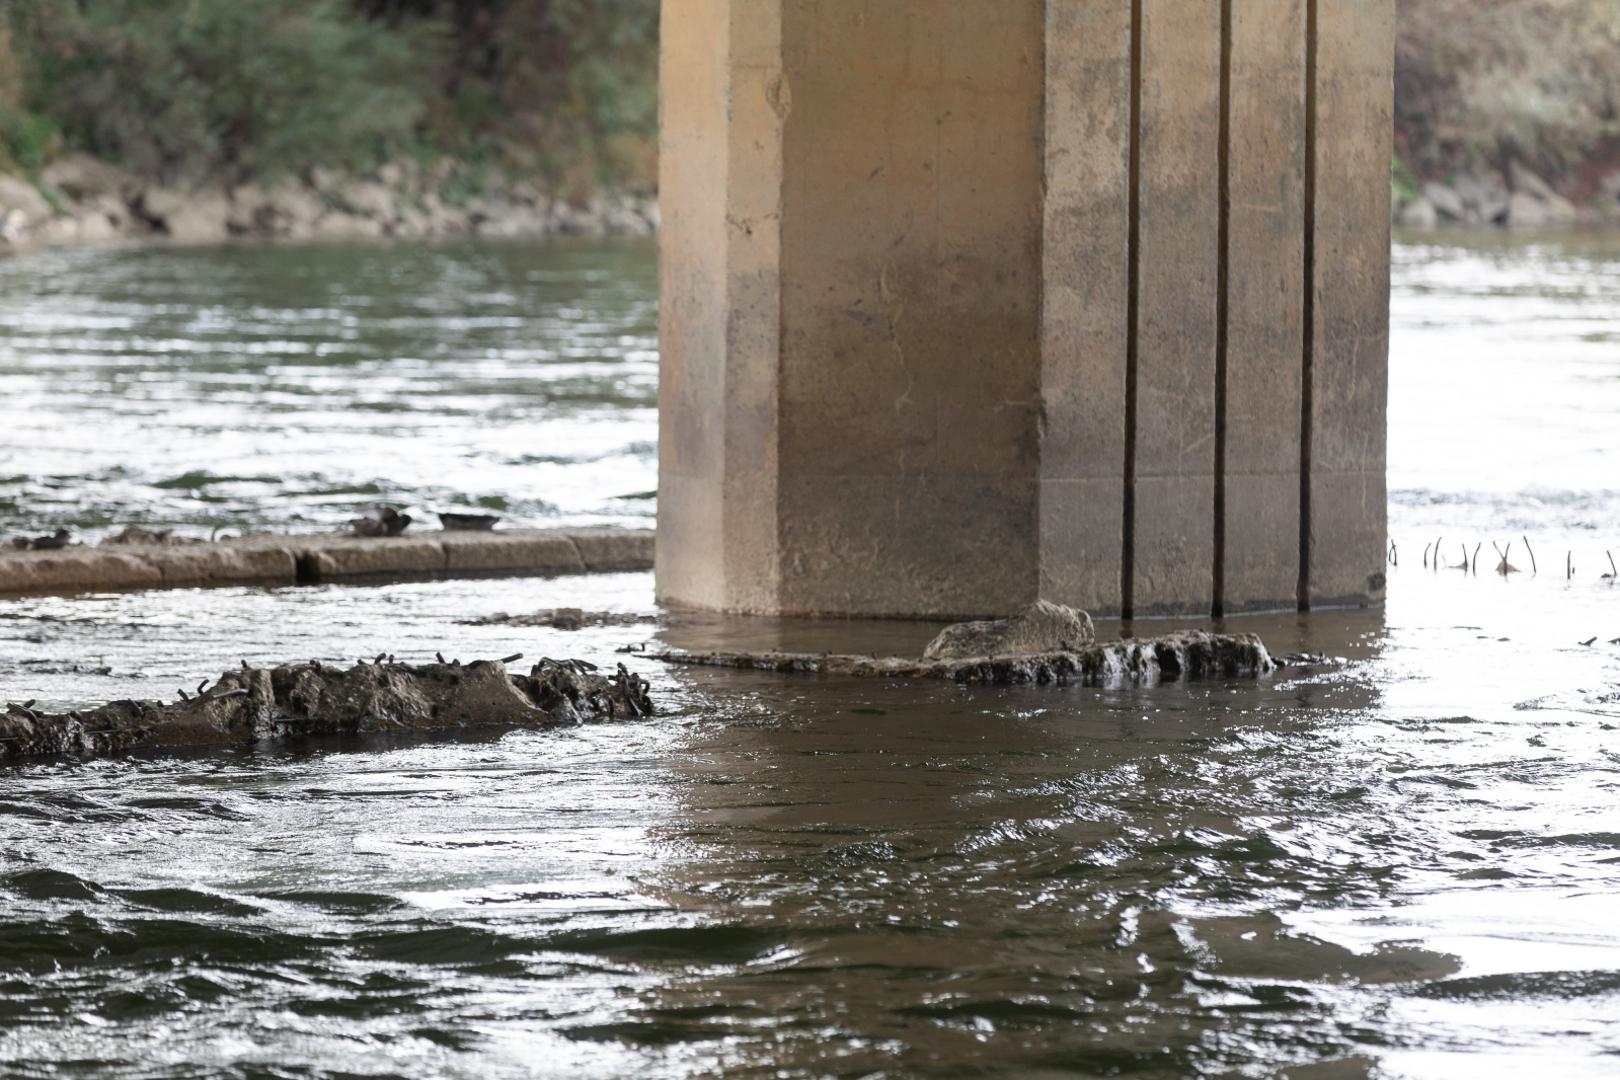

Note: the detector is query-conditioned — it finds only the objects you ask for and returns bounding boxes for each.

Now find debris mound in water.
[923,600,1096,661]
[641,630,1273,688]
[0,656,652,764]
[460,607,661,630]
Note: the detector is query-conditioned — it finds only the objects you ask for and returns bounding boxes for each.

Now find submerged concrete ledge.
[0,527,654,598]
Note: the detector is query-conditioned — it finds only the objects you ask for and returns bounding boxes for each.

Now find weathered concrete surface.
[1308,0,1393,610]
[0,527,653,597]
[0,656,653,764]
[1039,0,1132,616]
[656,0,778,612]
[1132,0,1221,618]
[660,0,1047,620]
[642,630,1274,688]
[658,0,1391,620]
[773,1,1045,620]
[1224,0,1306,613]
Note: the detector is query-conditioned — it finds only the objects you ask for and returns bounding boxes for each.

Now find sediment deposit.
[641,630,1276,688]
[1,655,653,764]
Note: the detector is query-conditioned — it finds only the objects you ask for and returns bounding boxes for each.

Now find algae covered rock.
[923,600,1096,661]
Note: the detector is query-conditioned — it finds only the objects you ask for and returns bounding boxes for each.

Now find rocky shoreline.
[1397,159,1620,230]
[6,152,1618,252]
[0,153,657,255]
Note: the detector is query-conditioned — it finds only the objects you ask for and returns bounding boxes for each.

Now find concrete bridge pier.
[657,0,1392,619]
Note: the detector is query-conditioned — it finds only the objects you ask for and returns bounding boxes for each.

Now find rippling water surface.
[0,241,658,539]
[2,232,1620,1078]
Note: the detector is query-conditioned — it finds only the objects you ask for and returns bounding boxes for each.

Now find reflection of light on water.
[1390,231,1620,540]
[0,240,659,540]
[1,234,1620,1075]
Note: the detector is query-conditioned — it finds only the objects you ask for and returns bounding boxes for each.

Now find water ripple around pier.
[0,231,1618,1077]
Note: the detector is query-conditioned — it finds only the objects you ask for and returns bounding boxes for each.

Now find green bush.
[2,0,659,189]
[374,0,658,187]
[1397,0,1620,174]
[5,0,426,184]
[0,103,56,175]
[1391,154,1419,209]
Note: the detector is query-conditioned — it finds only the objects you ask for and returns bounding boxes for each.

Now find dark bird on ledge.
[350,506,412,538]
[10,528,72,551]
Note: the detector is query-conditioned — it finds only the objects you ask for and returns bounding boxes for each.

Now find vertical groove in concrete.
[1212,0,1233,620]
[1121,0,1144,621]
[1035,1,1048,613]
[1298,0,1318,612]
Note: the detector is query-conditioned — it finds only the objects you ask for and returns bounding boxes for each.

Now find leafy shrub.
[1397,0,1620,174]
[356,0,658,187]
[5,0,425,184]
[0,103,57,175]
[3,0,658,189]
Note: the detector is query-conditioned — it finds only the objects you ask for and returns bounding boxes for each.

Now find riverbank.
[7,152,1620,257]
[1395,155,1620,229]
[0,154,657,255]
[0,526,653,597]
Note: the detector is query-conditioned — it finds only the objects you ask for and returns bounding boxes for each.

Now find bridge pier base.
[657,0,1391,618]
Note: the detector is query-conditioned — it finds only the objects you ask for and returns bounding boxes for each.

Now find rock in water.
[923,600,1096,661]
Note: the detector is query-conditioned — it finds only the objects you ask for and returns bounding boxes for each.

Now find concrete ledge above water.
[0,527,654,597]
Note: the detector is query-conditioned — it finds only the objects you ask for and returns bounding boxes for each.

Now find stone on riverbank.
[1406,162,1586,229]
[0,655,653,764]
[1399,197,1439,229]
[138,186,232,242]
[40,153,136,203]
[1420,181,1467,222]
[0,174,51,225]
[643,629,1274,689]
[2,154,659,255]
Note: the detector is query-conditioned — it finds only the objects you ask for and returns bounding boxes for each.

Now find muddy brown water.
[1,232,1619,1077]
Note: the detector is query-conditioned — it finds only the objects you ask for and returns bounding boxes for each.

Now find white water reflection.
[0,232,1618,1078]
[0,241,658,540]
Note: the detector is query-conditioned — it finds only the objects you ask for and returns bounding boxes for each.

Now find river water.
[0,232,1618,1078]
